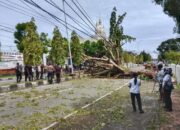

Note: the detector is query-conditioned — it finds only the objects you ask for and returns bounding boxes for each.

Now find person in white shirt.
[129,73,144,113]
[157,64,164,101]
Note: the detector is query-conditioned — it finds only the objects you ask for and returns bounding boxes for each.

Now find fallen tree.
[83,54,155,79]
[81,7,155,79]
[83,55,125,77]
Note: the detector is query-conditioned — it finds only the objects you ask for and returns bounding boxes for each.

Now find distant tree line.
[157,38,180,64]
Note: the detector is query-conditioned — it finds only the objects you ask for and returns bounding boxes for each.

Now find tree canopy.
[82,40,106,58]
[40,32,51,54]
[154,0,180,33]
[22,18,43,65]
[71,31,83,66]
[49,27,66,65]
[139,51,152,62]
[165,51,180,64]
[14,22,29,53]
[157,38,180,59]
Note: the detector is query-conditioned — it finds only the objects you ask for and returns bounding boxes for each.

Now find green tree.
[123,51,138,64]
[123,51,131,63]
[164,51,180,64]
[49,27,66,65]
[40,32,51,54]
[14,22,29,53]
[157,38,180,59]
[71,31,83,66]
[136,54,143,64]
[63,37,69,57]
[22,18,43,65]
[139,51,152,62]
[107,7,135,65]
[82,40,106,57]
[154,0,180,33]
[109,7,117,40]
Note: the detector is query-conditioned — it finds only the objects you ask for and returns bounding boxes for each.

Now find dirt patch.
[160,89,180,130]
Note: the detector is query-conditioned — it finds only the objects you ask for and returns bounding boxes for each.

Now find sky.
[0,0,177,58]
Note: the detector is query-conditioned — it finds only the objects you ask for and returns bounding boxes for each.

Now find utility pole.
[62,0,74,74]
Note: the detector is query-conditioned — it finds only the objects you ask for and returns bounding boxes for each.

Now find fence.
[169,64,180,84]
[125,63,139,68]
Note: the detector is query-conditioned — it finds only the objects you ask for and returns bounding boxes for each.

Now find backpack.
[164,75,174,90]
[16,66,21,74]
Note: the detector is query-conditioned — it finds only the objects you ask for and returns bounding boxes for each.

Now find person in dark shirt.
[28,65,33,81]
[24,65,29,82]
[40,64,44,79]
[15,63,22,83]
[55,65,61,83]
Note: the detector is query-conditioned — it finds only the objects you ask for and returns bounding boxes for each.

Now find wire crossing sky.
[0,0,177,58]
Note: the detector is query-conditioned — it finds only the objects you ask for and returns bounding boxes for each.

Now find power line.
[70,0,96,30]
[19,0,85,37]
[23,0,95,38]
[18,0,58,27]
[44,0,94,36]
[0,0,58,27]
[61,0,94,32]
[74,0,94,24]
[0,29,14,33]
[0,25,15,31]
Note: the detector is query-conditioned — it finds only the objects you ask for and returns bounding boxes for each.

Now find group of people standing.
[46,63,62,84]
[157,63,174,112]
[15,63,62,84]
[128,62,174,114]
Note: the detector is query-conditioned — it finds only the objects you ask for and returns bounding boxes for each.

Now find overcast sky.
[0,0,177,58]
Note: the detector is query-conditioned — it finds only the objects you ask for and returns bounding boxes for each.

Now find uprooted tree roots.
[82,55,154,79]
[83,55,127,78]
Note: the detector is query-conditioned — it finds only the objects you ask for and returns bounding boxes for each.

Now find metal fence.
[169,64,180,84]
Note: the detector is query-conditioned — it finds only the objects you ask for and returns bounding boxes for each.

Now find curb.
[0,78,15,81]
[0,74,88,93]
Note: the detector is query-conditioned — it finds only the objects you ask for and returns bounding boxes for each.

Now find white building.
[94,19,106,39]
[80,18,107,42]
[1,51,23,62]
[0,51,23,69]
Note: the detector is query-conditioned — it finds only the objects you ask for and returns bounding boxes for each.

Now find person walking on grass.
[128,72,144,114]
